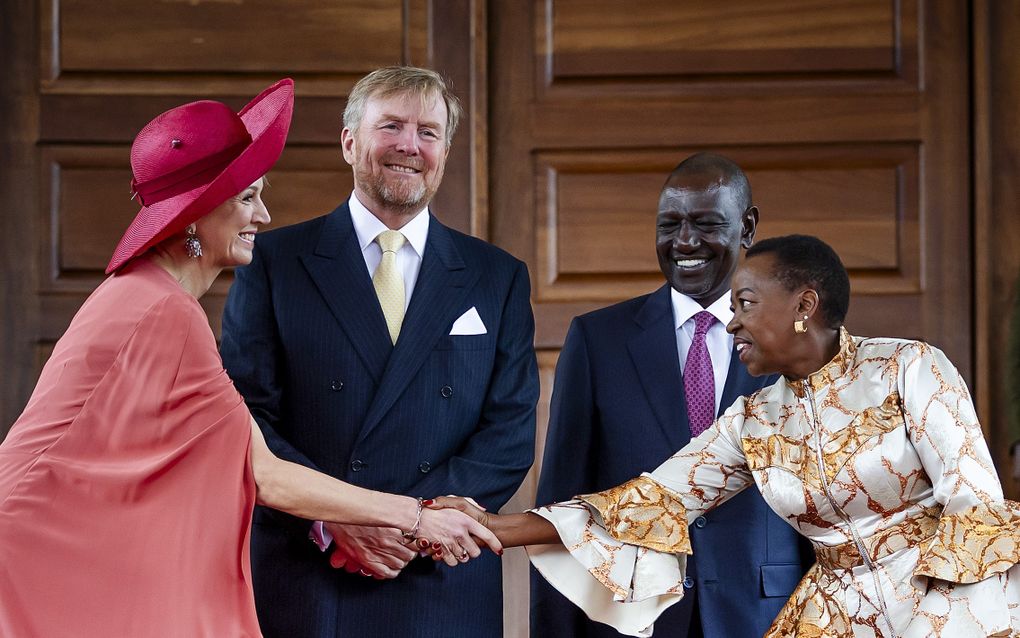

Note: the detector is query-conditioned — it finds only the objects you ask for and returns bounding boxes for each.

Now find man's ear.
[740,206,759,249]
[340,127,355,165]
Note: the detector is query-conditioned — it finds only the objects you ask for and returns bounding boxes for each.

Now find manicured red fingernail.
[432,541,442,550]
[422,499,434,506]
[497,549,503,556]
[417,538,430,549]
[434,551,443,558]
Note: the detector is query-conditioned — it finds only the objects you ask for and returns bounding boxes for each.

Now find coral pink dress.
[0,258,261,637]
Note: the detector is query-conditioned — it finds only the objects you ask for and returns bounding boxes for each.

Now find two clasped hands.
[326,496,497,579]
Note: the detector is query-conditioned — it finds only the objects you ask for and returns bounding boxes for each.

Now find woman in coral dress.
[439,235,1020,638]
[0,79,498,637]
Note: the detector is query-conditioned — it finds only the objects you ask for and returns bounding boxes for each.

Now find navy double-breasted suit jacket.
[532,285,812,638]
[221,201,539,638]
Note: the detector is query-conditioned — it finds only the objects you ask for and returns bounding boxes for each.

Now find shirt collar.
[670,288,733,331]
[348,191,430,258]
[787,327,856,398]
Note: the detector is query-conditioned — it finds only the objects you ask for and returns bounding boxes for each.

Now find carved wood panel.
[57,1,404,74]
[545,0,902,81]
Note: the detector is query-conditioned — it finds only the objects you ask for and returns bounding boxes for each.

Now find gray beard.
[361,171,434,217]
[379,179,427,209]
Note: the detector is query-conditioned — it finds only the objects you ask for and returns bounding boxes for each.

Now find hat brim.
[106,78,294,274]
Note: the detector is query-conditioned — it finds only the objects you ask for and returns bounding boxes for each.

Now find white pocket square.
[449,306,487,335]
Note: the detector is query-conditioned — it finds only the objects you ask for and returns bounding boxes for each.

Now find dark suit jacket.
[221,201,539,638]
[532,285,812,638]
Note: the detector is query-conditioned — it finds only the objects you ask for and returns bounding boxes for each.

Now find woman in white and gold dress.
[436,235,1020,637]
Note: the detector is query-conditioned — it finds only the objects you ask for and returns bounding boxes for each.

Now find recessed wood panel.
[56,0,402,74]
[552,171,664,274]
[59,167,138,271]
[260,148,355,230]
[749,166,901,269]
[544,0,900,81]
[535,144,918,302]
[43,145,354,286]
[42,147,135,279]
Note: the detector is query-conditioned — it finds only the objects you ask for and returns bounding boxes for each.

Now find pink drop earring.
[184,225,203,259]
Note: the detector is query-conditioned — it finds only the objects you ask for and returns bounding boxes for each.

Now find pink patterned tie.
[685,311,717,438]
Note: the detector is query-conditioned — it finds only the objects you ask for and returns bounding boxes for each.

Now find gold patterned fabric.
[813,504,941,571]
[528,330,1020,637]
[916,501,1020,583]
[578,476,692,555]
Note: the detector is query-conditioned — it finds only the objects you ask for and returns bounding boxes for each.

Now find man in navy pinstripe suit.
[221,66,538,638]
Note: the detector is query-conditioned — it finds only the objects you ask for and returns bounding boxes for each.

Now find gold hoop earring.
[184,225,203,259]
[793,315,808,334]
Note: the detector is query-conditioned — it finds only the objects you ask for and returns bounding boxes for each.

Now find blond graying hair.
[343,66,462,146]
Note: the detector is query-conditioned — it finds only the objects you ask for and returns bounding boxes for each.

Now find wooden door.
[491,2,971,636]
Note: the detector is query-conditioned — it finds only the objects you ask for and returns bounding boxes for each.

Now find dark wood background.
[2,2,1018,635]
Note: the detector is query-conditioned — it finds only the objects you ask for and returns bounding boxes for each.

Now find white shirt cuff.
[309,521,333,552]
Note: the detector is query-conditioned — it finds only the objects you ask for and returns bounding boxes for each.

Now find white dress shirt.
[349,191,430,308]
[671,289,734,415]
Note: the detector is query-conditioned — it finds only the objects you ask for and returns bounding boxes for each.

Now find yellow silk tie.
[373,230,407,344]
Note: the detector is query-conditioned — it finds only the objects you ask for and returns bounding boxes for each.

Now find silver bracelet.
[401,497,424,540]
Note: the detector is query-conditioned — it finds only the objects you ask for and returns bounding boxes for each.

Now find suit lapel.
[720,348,777,415]
[299,202,392,383]
[357,217,479,444]
[719,345,756,416]
[627,285,691,451]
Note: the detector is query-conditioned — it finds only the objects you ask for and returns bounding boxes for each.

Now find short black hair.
[667,152,753,211]
[746,234,850,329]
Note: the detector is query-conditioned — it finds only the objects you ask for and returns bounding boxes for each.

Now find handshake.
[326,496,500,579]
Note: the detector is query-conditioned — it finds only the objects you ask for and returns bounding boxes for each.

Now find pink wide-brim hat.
[105,78,294,274]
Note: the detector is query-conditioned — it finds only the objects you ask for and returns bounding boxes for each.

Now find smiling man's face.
[655,170,757,307]
[341,89,449,223]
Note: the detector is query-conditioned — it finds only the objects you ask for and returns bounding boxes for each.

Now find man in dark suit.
[221,66,538,638]
[532,153,812,638]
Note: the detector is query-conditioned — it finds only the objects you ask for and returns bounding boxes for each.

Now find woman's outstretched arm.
[248,420,502,566]
[428,497,561,547]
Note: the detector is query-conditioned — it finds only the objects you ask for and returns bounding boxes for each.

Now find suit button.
[418,462,431,473]
[694,516,707,528]
[350,459,365,472]
[440,385,454,398]
[330,379,344,392]
[682,577,695,589]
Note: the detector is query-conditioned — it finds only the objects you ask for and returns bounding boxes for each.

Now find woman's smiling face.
[194,178,270,269]
[726,253,805,378]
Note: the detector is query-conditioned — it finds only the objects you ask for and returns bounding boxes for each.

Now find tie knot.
[692,311,716,336]
[376,230,406,254]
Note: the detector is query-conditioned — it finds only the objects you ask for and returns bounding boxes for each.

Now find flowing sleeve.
[87,292,253,466]
[526,399,756,637]
[900,342,1020,584]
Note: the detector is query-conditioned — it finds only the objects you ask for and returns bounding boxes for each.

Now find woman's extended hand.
[426,496,560,550]
[416,505,502,567]
[427,496,490,527]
